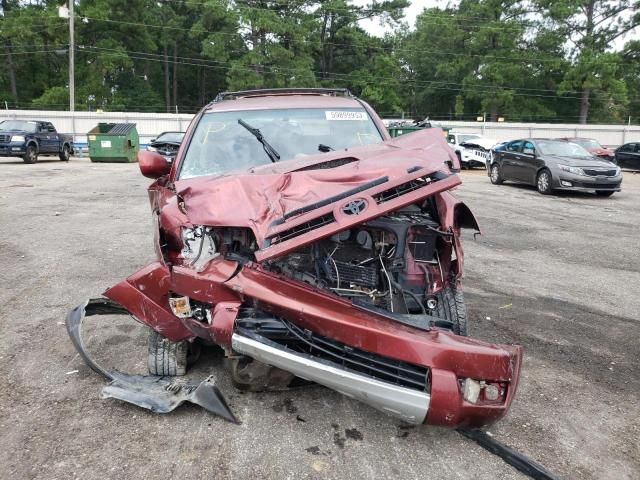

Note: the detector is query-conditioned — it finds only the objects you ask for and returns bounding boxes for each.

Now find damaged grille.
[374,172,447,204]
[236,318,429,391]
[267,213,335,245]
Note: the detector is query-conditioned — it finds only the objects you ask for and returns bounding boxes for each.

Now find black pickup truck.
[0,120,74,163]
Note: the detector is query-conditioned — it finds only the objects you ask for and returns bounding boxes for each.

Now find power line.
[77,15,624,68]
[0,9,601,67]
[0,49,67,56]
[77,45,636,101]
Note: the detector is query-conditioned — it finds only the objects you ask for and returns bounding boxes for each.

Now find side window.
[47,123,56,132]
[447,134,456,144]
[634,144,640,153]
[620,143,634,152]
[507,140,523,152]
[38,123,48,133]
[522,141,535,155]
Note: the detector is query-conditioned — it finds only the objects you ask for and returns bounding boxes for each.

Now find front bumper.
[0,143,26,156]
[553,172,622,191]
[101,260,523,428]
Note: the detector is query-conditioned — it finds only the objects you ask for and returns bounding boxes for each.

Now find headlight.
[615,166,621,175]
[559,165,585,176]
[146,145,157,152]
[11,135,25,142]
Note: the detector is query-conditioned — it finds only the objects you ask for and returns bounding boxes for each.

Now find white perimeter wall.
[1,109,639,147]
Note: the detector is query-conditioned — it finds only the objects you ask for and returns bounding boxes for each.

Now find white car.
[446,132,496,169]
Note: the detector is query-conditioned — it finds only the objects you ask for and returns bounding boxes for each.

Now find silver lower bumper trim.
[231,333,430,424]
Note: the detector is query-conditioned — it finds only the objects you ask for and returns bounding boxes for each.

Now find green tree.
[538,0,639,123]
[400,2,570,122]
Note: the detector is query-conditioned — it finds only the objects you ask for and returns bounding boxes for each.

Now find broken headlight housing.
[181,226,219,270]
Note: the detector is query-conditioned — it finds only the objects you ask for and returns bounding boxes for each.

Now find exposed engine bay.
[265,208,449,317]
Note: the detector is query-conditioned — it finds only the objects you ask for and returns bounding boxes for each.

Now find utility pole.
[69,1,74,113]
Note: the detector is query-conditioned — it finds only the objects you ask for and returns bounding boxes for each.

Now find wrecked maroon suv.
[67,88,521,428]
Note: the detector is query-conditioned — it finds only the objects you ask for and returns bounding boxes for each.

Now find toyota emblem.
[342,199,367,215]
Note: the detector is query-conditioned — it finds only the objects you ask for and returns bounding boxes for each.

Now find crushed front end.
[70,129,522,428]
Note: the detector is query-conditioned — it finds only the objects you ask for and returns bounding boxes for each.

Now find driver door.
[36,123,53,153]
[513,141,543,184]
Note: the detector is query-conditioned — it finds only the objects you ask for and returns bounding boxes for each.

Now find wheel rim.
[491,166,499,182]
[28,147,36,161]
[538,172,549,191]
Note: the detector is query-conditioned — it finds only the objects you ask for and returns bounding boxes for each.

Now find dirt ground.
[0,157,638,480]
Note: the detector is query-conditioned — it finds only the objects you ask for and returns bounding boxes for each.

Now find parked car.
[0,120,73,163]
[614,142,640,170]
[446,131,496,168]
[67,88,522,429]
[458,137,496,168]
[489,138,622,196]
[556,137,615,160]
[146,131,184,163]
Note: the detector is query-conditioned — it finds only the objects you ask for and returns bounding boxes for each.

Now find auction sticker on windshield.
[325,111,368,121]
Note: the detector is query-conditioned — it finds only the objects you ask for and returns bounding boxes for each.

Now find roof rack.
[212,88,353,103]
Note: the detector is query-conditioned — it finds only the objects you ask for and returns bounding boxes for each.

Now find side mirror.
[138,150,171,179]
[150,138,156,143]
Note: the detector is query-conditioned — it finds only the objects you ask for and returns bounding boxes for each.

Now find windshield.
[0,120,37,133]
[155,132,184,143]
[537,141,593,158]
[572,138,601,149]
[179,108,383,179]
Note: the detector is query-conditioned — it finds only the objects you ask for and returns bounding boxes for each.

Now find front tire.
[595,190,615,197]
[432,284,468,336]
[536,169,553,195]
[148,330,188,376]
[23,144,38,164]
[59,144,71,161]
[490,163,504,184]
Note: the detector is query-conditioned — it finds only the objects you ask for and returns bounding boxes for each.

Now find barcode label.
[325,111,368,121]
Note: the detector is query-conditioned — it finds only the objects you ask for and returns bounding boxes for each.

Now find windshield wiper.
[237,119,280,163]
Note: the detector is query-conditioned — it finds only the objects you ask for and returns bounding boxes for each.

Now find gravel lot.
[1,157,638,480]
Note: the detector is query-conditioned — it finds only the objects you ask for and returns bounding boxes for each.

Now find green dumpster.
[387,124,451,138]
[87,123,139,162]
[387,125,424,138]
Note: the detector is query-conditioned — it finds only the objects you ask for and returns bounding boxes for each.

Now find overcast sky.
[355,0,443,37]
[355,0,636,49]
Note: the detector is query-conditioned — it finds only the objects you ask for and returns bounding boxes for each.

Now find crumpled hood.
[173,129,461,260]
[460,137,497,150]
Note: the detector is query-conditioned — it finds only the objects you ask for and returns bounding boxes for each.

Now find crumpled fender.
[433,191,481,279]
[436,191,481,233]
[103,262,194,342]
